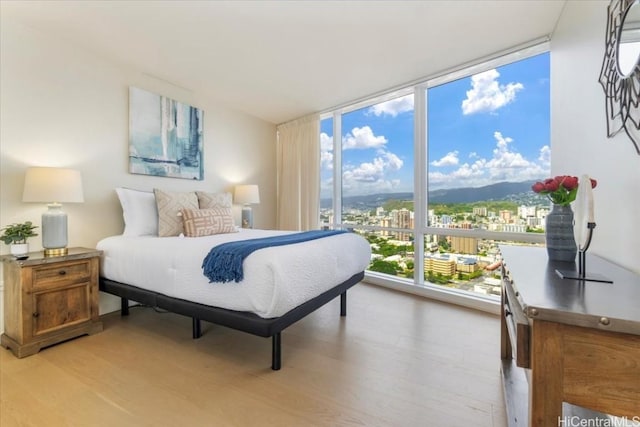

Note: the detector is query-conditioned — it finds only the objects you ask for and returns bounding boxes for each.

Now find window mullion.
[333,112,342,227]
[413,87,426,286]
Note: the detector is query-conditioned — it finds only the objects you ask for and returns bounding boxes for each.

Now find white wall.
[0,20,277,331]
[552,1,640,274]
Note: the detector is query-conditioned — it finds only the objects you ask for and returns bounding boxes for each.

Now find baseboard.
[363,273,500,315]
[98,291,128,316]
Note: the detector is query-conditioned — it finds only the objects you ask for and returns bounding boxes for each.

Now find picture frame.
[129,87,204,179]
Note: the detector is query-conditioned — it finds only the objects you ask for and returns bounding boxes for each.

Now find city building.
[456,256,480,274]
[473,207,488,217]
[424,254,456,276]
[499,210,512,223]
[518,205,537,219]
[450,236,478,254]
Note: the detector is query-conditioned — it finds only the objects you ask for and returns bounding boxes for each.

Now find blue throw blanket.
[202,230,348,283]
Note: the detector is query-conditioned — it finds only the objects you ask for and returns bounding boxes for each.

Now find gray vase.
[545,204,577,262]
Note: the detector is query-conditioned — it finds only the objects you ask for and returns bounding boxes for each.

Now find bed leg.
[192,318,202,339]
[121,298,129,316]
[271,332,281,371]
[340,291,347,317]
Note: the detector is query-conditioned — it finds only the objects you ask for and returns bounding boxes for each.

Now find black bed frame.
[99,271,364,370]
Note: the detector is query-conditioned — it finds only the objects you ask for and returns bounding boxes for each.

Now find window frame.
[320,39,550,313]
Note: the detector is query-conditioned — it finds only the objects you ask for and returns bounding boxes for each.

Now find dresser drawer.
[31,260,92,289]
[503,278,530,368]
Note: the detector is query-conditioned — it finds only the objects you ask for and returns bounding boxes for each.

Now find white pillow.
[115,187,159,236]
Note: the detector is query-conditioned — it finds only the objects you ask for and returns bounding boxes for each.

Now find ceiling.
[1,1,567,124]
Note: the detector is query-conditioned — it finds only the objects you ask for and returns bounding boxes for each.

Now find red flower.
[531,182,545,193]
[544,178,559,192]
[531,174,597,206]
[562,176,579,190]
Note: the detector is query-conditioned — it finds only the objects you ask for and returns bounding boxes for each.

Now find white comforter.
[97,229,371,318]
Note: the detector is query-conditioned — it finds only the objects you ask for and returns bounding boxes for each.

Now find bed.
[97,227,370,370]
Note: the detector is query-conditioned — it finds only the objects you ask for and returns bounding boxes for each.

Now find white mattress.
[97,229,371,318]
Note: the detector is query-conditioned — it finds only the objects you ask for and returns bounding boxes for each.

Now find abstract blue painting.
[129,87,204,180]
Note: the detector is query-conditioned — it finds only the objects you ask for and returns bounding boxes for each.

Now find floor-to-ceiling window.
[321,43,550,308]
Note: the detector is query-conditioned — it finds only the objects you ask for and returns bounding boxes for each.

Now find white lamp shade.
[23,167,84,203]
[234,185,260,205]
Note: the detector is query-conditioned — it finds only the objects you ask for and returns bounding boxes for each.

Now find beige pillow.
[181,208,237,237]
[196,191,232,209]
[154,189,198,237]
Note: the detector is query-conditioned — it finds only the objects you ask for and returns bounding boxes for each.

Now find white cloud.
[538,145,550,166]
[321,150,334,170]
[367,95,414,117]
[486,131,531,173]
[320,132,333,151]
[320,132,334,170]
[429,131,549,189]
[325,127,399,194]
[461,69,523,115]
[431,151,459,167]
[342,126,387,150]
[342,150,404,195]
[320,176,333,196]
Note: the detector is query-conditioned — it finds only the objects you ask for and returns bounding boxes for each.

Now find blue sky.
[321,52,550,198]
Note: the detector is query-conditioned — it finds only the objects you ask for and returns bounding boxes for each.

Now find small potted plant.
[1,221,38,258]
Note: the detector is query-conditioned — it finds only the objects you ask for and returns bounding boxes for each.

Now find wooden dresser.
[1,247,103,358]
[500,245,640,426]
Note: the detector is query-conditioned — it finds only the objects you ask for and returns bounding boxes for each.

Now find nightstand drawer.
[32,260,92,289]
[503,278,530,368]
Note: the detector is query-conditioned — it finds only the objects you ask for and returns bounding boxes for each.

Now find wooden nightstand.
[1,247,103,358]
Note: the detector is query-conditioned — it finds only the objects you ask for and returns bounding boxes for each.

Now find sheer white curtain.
[276,114,320,231]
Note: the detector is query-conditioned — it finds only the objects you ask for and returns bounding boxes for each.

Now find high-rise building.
[392,208,413,241]
[473,207,488,217]
[518,205,537,218]
[451,236,478,254]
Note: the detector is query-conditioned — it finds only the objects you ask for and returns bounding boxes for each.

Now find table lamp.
[22,167,84,256]
[234,184,260,228]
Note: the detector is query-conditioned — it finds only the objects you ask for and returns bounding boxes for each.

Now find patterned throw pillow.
[154,189,199,237]
[196,191,233,209]
[181,208,237,237]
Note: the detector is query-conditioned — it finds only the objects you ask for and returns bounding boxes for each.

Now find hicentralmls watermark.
[558,416,640,427]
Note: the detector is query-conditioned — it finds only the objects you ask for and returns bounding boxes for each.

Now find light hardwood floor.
[0,283,507,427]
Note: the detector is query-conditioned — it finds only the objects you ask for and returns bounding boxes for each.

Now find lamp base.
[241,206,254,229]
[44,247,68,257]
[42,203,69,254]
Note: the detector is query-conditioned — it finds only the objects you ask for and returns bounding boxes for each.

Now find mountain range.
[321,181,541,209]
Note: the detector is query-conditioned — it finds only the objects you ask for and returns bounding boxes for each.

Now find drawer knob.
[32,312,39,318]
[599,317,610,326]
[58,270,67,276]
